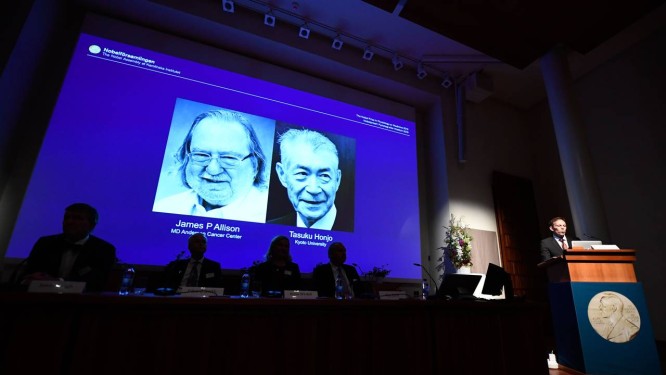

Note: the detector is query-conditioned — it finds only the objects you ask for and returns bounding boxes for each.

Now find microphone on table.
[413,263,439,297]
[351,263,373,299]
[9,257,30,286]
[351,263,365,275]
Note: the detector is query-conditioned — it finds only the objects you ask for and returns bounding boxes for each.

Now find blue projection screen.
[5,23,422,279]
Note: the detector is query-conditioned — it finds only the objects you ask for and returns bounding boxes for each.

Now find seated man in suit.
[163,232,223,288]
[22,203,117,292]
[312,242,361,298]
[539,216,571,262]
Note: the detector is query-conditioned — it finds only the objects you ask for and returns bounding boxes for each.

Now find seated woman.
[250,235,301,297]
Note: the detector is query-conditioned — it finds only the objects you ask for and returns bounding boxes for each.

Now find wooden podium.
[539,249,661,374]
[540,249,637,283]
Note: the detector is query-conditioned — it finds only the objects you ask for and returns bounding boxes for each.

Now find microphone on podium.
[413,263,439,296]
[583,233,603,241]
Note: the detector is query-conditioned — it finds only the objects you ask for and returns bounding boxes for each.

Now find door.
[491,171,546,301]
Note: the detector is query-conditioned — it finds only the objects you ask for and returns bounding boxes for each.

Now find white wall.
[437,98,534,274]
[446,99,535,231]
[564,25,666,340]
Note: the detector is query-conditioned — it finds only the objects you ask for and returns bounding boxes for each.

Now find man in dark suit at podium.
[22,203,116,292]
[163,233,222,288]
[540,216,571,262]
[313,242,361,298]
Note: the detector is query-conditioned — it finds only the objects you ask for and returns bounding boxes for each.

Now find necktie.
[561,238,568,250]
[187,261,200,286]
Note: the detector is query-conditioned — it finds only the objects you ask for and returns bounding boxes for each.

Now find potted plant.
[362,264,391,283]
[437,214,473,273]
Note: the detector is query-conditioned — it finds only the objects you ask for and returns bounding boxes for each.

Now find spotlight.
[441,74,454,88]
[392,54,404,71]
[416,62,428,80]
[362,46,374,61]
[331,35,344,50]
[299,24,310,39]
[264,12,276,27]
[222,0,234,13]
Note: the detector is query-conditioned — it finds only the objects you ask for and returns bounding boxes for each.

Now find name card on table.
[379,291,409,300]
[28,280,86,294]
[177,287,225,298]
[284,290,318,299]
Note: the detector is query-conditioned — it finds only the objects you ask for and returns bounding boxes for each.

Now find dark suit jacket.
[312,263,361,298]
[163,258,223,288]
[540,236,571,262]
[268,207,354,232]
[24,234,116,292]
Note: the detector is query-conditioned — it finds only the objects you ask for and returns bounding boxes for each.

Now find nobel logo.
[88,45,101,54]
[587,291,641,343]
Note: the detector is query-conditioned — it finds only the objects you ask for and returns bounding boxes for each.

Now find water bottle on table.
[119,265,135,296]
[421,279,430,300]
[240,271,250,298]
[335,274,344,300]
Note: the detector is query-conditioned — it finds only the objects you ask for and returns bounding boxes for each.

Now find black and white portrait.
[266,122,356,232]
[153,98,276,223]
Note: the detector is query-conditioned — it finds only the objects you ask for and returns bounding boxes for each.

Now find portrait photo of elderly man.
[153,99,275,223]
[267,124,355,232]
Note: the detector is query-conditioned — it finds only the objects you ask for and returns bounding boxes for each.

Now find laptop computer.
[437,273,483,300]
[571,240,602,249]
[480,263,514,300]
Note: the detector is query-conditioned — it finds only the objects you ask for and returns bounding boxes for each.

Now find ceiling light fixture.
[264,11,276,27]
[362,46,374,61]
[299,23,311,39]
[441,73,454,88]
[416,62,428,79]
[331,35,344,50]
[222,0,234,13]
[219,1,467,84]
[392,54,404,71]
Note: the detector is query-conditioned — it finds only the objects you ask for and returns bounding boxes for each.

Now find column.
[540,45,610,242]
